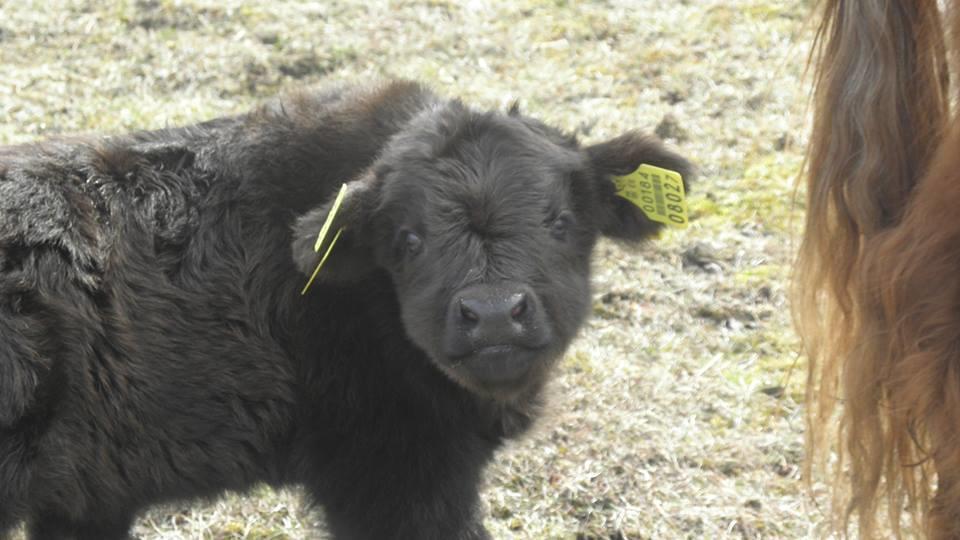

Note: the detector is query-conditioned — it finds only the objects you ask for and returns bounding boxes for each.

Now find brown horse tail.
[796,0,955,537]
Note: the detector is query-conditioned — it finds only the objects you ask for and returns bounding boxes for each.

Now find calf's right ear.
[291,175,380,287]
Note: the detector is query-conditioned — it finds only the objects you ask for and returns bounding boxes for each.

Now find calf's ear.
[291,174,380,287]
[585,132,693,241]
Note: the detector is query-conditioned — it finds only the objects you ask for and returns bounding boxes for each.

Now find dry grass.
[0,0,820,537]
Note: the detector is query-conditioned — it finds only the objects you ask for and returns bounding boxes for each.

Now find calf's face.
[293,103,691,400]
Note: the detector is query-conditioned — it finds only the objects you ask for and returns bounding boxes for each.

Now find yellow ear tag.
[612,163,688,228]
[300,183,348,295]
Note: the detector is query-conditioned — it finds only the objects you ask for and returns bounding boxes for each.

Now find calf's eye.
[404,231,423,255]
[550,211,574,240]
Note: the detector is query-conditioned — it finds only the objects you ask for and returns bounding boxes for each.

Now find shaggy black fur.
[0,81,692,540]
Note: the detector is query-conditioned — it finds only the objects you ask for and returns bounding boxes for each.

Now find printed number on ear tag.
[612,164,688,228]
[301,183,348,295]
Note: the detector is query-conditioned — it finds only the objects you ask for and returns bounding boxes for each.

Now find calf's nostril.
[509,293,527,320]
[459,299,479,323]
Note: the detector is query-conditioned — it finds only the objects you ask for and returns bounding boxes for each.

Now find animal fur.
[796,1,960,537]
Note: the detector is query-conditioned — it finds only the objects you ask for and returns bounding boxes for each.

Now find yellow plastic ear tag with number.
[300,183,348,295]
[612,164,688,228]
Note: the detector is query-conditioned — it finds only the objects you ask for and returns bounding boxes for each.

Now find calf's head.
[293,102,691,400]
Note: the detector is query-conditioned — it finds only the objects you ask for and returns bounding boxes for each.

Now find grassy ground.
[0,0,819,538]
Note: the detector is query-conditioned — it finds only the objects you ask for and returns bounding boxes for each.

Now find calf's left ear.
[291,175,380,287]
[585,132,694,241]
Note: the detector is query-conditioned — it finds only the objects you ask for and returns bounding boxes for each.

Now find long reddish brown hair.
[796,1,960,537]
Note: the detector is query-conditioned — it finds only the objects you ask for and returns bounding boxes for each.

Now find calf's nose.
[457,292,528,327]
[445,283,546,357]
